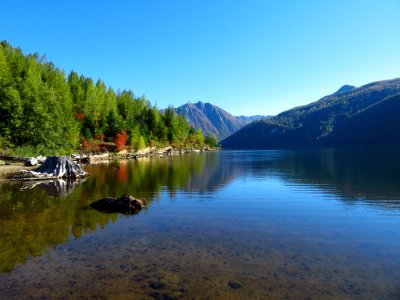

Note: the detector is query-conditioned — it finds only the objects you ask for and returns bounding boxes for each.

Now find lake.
[1,147,400,299]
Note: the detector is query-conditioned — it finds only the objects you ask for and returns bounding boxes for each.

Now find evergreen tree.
[0,40,205,154]
[205,134,218,147]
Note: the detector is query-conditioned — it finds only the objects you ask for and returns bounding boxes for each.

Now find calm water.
[1,148,400,299]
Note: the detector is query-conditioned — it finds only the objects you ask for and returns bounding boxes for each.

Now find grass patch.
[10,145,72,157]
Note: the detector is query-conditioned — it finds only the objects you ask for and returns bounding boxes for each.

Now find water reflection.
[239,147,400,203]
[0,181,118,273]
[20,178,86,197]
[1,147,400,275]
[83,153,231,198]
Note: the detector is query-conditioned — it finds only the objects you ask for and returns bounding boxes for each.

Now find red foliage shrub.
[75,112,86,122]
[83,139,91,151]
[114,130,128,151]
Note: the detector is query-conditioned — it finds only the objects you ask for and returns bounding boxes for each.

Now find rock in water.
[24,156,87,179]
[90,195,146,215]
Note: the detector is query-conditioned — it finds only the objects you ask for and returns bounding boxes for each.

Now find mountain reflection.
[242,147,400,202]
[1,147,400,272]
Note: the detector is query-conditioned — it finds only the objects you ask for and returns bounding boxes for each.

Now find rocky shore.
[0,146,216,180]
[70,146,214,164]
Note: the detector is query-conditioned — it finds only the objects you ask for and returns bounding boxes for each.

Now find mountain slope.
[329,93,400,144]
[175,102,245,140]
[221,78,400,149]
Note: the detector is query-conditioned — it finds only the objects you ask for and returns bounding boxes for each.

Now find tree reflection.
[1,148,400,273]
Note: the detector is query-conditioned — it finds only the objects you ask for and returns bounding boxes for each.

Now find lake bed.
[1,148,400,299]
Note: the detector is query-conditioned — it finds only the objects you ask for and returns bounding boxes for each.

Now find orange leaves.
[75,112,86,121]
[114,130,128,151]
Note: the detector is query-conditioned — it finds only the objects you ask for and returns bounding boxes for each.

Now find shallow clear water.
[1,148,400,299]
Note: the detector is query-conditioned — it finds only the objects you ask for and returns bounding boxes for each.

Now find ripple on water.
[1,149,400,299]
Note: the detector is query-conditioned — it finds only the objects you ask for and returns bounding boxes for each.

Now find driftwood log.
[90,195,146,215]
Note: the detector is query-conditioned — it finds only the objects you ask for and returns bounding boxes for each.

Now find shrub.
[114,130,128,151]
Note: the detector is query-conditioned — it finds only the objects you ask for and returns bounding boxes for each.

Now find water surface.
[1,148,400,299]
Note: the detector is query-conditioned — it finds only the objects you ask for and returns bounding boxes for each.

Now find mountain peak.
[333,85,356,95]
[175,102,245,140]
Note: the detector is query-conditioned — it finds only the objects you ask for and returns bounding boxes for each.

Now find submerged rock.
[228,281,242,289]
[90,194,146,215]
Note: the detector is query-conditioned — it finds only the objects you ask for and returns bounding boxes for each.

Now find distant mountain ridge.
[174,102,268,140]
[221,78,400,148]
[235,115,269,125]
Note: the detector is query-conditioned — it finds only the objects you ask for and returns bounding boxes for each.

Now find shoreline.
[0,146,218,181]
[0,163,35,182]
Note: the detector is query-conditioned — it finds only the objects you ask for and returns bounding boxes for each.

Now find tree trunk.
[32,156,87,178]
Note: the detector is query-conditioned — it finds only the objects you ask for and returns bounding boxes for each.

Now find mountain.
[332,85,356,95]
[174,102,246,140]
[221,78,400,149]
[235,115,270,125]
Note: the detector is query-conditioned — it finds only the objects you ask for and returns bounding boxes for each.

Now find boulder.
[90,195,146,215]
[36,155,47,164]
[24,157,38,166]
[117,149,128,155]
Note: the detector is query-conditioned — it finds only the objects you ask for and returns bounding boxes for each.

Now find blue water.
[1,148,400,299]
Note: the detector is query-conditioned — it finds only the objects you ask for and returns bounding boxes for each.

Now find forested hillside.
[0,41,204,155]
[221,78,400,149]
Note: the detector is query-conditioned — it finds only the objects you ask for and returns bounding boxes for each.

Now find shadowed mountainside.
[221,78,400,149]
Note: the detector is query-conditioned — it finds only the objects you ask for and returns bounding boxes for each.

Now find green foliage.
[0,41,80,153]
[0,41,205,155]
[12,144,70,157]
[104,109,122,139]
[205,134,218,147]
[190,128,204,148]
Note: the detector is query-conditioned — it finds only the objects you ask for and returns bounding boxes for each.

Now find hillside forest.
[221,78,400,148]
[0,41,211,156]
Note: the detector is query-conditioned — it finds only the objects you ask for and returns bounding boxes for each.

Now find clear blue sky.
[1,0,400,116]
